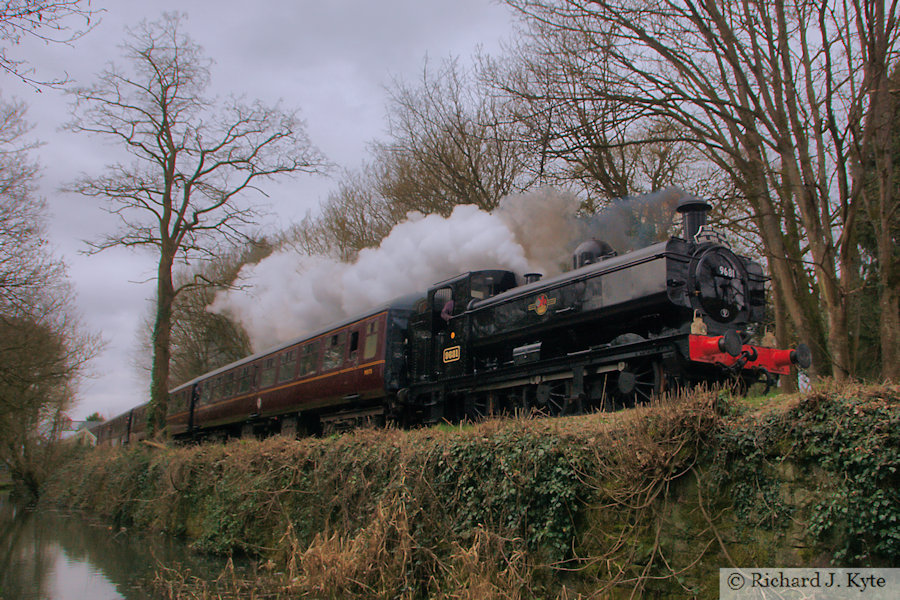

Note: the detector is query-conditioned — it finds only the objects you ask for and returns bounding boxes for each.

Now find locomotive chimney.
[676,196,712,243]
[524,273,543,284]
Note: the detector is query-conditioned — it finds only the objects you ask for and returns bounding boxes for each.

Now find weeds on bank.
[709,380,900,565]
[45,382,900,599]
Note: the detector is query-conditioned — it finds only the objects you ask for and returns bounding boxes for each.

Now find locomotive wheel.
[535,382,573,417]
[465,393,503,422]
[465,396,488,422]
[616,359,664,407]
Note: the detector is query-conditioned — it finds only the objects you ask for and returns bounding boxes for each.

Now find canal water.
[0,496,238,600]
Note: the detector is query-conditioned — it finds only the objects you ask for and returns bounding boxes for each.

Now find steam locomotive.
[94,196,810,445]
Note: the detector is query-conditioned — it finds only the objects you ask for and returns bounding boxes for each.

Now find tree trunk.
[149,249,176,436]
[880,281,900,381]
[736,159,830,379]
[872,70,900,381]
[771,279,797,393]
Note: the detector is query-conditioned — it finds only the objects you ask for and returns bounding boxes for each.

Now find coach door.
[343,322,364,394]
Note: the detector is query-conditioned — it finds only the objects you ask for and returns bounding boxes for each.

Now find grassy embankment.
[43,382,900,599]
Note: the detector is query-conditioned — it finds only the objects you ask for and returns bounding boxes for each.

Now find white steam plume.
[211,203,536,350]
[209,188,678,351]
[495,188,583,276]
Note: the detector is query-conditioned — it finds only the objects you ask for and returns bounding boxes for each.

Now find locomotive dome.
[573,239,616,270]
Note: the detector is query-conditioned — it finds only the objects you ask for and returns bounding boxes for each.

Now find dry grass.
[45,381,900,599]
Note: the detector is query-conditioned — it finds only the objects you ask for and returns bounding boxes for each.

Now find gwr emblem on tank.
[443,345,461,363]
[528,293,557,316]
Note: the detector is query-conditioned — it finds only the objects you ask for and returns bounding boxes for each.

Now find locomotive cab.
[429,270,518,323]
[408,270,517,383]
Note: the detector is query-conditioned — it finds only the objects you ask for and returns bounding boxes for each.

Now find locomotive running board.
[422,335,678,399]
[471,362,627,393]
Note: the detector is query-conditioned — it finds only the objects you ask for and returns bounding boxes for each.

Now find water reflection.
[0,496,233,600]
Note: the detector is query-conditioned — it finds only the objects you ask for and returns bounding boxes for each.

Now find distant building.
[60,420,98,447]
[69,427,97,447]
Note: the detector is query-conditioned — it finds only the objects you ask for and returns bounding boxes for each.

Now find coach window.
[299,341,320,376]
[237,366,252,393]
[364,320,379,360]
[260,357,277,388]
[323,331,346,370]
[199,383,211,405]
[278,349,298,383]
[222,372,234,398]
[171,391,185,413]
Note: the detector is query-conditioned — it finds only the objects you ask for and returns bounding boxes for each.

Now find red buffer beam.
[689,334,811,376]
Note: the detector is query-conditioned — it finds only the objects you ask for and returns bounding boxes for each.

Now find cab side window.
[434,287,454,324]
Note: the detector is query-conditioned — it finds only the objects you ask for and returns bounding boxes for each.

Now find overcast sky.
[2,0,519,420]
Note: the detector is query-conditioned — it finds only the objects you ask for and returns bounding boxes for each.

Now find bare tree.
[505,0,900,381]
[0,97,96,500]
[66,13,328,433]
[373,57,533,216]
[0,97,61,315]
[856,12,900,381]
[0,292,95,501]
[855,64,900,379]
[294,58,533,264]
[163,241,270,387]
[483,25,714,207]
[0,0,97,86]
[292,166,403,261]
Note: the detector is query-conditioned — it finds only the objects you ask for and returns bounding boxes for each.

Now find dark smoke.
[579,187,684,255]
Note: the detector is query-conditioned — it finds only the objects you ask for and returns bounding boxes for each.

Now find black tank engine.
[402,196,809,424]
